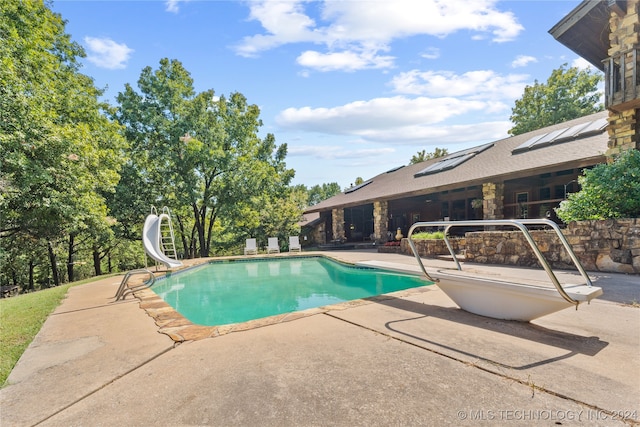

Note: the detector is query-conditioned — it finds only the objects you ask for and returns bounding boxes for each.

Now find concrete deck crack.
[32,344,179,426]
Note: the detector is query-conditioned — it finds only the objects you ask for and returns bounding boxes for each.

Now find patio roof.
[548,0,610,71]
[305,111,609,213]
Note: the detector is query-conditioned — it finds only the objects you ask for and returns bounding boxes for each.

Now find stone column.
[605,0,639,155]
[331,208,345,241]
[373,200,388,243]
[482,182,504,220]
[607,110,639,156]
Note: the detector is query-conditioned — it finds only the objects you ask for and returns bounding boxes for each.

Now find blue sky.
[51,0,596,189]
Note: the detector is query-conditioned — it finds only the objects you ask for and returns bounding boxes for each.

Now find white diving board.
[401,219,603,322]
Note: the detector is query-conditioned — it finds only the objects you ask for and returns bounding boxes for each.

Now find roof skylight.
[512,118,607,154]
[414,143,493,178]
[344,180,372,194]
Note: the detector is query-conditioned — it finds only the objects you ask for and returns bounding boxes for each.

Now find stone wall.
[394,219,639,274]
[400,237,464,258]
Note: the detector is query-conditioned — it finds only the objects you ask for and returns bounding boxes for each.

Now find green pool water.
[152,256,432,326]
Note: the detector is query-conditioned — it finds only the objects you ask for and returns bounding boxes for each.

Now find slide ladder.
[159,206,179,261]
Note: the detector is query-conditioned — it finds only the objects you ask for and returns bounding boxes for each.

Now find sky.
[51,0,597,190]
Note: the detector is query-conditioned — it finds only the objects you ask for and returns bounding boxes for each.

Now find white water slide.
[142,211,183,269]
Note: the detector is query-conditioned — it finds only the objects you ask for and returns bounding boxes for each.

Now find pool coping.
[128,254,435,342]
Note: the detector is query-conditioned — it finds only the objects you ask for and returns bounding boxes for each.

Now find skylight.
[512,118,607,154]
[344,180,372,194]
[414,143,493,177]
[385,165,405,173]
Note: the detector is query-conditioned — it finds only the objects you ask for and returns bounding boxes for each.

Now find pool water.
[152,256,432,326]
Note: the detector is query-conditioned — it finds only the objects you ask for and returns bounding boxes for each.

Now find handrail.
[114,268,155,301]
[407,219,592,307]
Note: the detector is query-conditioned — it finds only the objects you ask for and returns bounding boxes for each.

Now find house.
[304,0,640,246]
[304,112,609,245]
[549,0,639,154]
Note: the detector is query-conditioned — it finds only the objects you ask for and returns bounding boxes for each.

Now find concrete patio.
[1,250,639,426]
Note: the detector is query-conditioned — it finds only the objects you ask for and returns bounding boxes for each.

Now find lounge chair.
[289,236,302,253]
[267,237,280,254]
[244,238,258,255]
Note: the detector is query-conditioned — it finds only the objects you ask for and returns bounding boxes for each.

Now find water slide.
[142,213,183,269]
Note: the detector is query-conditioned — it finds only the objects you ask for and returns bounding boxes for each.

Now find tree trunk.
[48,241,60,287]
[67,234,75,283]
[192,203,207,258]
[176,214,190,259]
[93,246,102,276]
[28,259,35,291]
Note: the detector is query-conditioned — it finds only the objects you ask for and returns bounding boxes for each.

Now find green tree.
[509,64,603,136]
[296,182,341,206]
[1,1,126,287]
[555,150,640,222]
[410,147,449,164]
[114,59,294,257]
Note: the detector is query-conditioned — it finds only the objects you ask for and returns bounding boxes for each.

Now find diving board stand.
[405,219,602,321]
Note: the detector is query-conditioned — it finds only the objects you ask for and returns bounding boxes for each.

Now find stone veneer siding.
[373,201,388,244]
[393,218,639,274]
[606,0,639,154]
[482,182,504,220]
[331,208,345,241]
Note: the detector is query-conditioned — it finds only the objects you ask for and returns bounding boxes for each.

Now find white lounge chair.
[289,236,301,252]
[244,238,258,255]
[267,237,280,254]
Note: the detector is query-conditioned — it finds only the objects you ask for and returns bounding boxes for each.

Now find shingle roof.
[306,111,609,213]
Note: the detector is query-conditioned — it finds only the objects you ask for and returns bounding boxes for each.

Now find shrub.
[411,231,445,240]
[555,149,640,222]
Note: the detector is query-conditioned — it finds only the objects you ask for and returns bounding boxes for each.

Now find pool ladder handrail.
[114,268,155,301]
[407,219,593,307]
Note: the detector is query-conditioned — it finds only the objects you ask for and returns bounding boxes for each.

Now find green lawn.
[0,275,116,386]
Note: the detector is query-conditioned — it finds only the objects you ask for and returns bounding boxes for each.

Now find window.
[516,192,528,218]
[539,187,551,200]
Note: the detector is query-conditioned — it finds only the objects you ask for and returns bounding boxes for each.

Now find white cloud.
[572,57,596,71]
[235,0,524,71]
[288,145,394,160]
[511,55,537,68]
[420,47,440,60]
[165,0,190,13]
[276,96,501,140]
[390,69,529,101]
[296,49,394,72]
[84,37,133,70]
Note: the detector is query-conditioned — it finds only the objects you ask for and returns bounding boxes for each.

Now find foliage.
[410,147,449,164]
[412,231,445,240]
[114,59,296,257]
[555,150,640,222]
[0,1,127,288]
[509,64,603,136]
[294,182,341,206]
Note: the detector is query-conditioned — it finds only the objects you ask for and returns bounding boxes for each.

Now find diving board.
[405,219,602,321]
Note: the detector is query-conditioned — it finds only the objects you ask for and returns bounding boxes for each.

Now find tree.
[410,147,448,164]
[555,149,640,222]
[1,1,126,288]
[114,59,295,257]
[509,64,603,136]
[296,183,341,206]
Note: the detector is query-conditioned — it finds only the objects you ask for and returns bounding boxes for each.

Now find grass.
[0,275,117,386]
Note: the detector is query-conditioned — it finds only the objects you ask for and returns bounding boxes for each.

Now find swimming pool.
[152,256,432,326]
